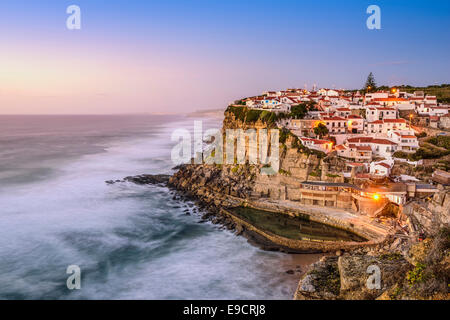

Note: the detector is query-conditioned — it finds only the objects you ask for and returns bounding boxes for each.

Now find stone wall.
[220,208,378,253]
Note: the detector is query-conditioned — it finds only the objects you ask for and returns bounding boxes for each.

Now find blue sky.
[0,0,449,113]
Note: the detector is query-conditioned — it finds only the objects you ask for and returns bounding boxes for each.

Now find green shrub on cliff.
[406,262,427,286]
[226,106,247,121]
[279,169,291,176]
[246,109,263,122]
[225,106,280,126]
[290,102,318,119]
[426,135,450,150]
[279,128,291,144]
[393,151,409,159]
[410,147,450,160]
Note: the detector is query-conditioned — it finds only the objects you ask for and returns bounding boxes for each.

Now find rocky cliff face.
[404,188,450,235]
[295,227,449,300]
[172,111,348,204]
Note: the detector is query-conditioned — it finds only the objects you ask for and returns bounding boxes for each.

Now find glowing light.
[373,194,380,200]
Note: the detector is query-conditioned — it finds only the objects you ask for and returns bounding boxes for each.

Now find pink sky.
[1,1,449,114]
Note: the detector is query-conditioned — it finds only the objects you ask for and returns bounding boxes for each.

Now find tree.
[314,123,329,138]
[364,72,377,92]
[290,104,308,119]
[290,102,318,119]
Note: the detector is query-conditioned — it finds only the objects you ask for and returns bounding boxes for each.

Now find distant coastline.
[187,108,224,119]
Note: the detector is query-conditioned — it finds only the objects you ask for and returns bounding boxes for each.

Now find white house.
[366,107,397,122]
[424,95,437,105]
[365,92,389,103]
[336,144,372,162]
[370,161,393,177]
[416,104,448,116]
[346,137,398,159]
[429,106,449,117]
[280,96,298,105]
[321,116,348,134]
[318,89,339,97]
[371,97,410,107]
[396,103,416,111]
[366,119,409,134]
[347,115,365,133]
[299,137,334,153]
[388,131,419,153]
[262,97,281,108]
[335,107,352,117]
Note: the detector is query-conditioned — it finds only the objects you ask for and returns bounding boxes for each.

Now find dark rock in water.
[286,270,295,275]
[105,174,171,186]
[123,174,171,185]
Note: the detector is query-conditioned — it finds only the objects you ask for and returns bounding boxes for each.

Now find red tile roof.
[347,115,362,119]
[322,117,346,121]
[371,139,397,145]
[347,137,374,143]
[372,98,408,102]
[376,107,396,111]
[376,163,391,169]
[384,119,407,123]
[347,137,397,145]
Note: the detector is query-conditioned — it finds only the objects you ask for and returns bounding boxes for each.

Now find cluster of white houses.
[229,87,447,213]
[240,87,450,182]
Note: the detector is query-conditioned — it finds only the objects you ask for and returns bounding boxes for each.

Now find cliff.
[171,109,348,204]
[403,187,450,236]
[295,227,449,300]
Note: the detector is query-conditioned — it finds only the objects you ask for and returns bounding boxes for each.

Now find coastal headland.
[117,102,449,300]
[168,104,448,300]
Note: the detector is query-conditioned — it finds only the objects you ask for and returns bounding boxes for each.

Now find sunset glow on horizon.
[1,0,449,114]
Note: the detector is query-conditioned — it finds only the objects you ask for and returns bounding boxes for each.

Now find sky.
[0,0,449,114]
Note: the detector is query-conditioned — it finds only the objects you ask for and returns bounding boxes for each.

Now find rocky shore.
[110,166,448,300]
[107,108,449,300]
[295,228,449,300]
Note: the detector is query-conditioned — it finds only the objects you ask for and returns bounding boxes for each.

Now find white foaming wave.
[0,115,297,300]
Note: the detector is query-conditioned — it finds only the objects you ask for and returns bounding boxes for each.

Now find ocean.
[0,114,321,300]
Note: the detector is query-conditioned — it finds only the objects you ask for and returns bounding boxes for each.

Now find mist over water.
[0,115,316,300]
